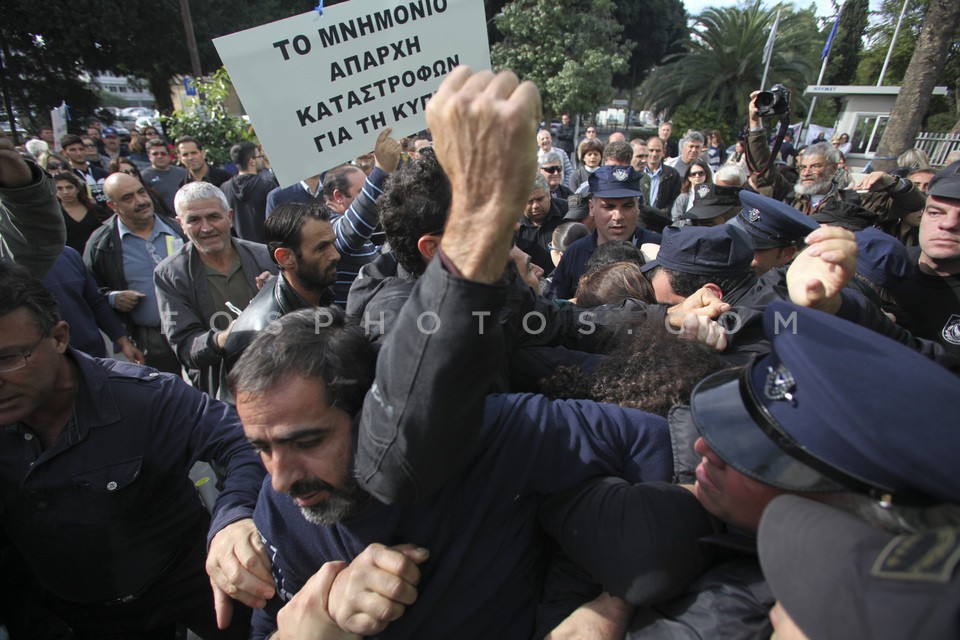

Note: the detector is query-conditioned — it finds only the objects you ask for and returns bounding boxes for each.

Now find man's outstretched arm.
[356,67,542,504]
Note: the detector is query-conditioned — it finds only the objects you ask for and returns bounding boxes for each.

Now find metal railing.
[914,132,960,166]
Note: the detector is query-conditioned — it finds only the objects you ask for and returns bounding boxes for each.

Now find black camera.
[755,84,791,118]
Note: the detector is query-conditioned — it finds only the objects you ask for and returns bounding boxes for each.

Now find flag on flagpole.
[821,11,842,60]
[762,10,781,65]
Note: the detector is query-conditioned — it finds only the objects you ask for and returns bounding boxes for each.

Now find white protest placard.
[214,0,490,187]
[51,102,69,152]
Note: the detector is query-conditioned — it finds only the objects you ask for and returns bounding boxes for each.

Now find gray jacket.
[154,238,277,395]
[0,162,64,278]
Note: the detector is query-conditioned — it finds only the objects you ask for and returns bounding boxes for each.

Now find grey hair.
[680,131,705,148]
[802,142,841,165]
[897,148,932,171]
[532,172,549,193]
[714,164,748,187]
[539,151,561,167]
[174,180,230,218]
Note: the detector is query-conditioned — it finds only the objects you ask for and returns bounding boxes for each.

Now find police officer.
[759,494,960,640]
[677,184,742,228]
[541,300,960,638]
[729,190,820,276]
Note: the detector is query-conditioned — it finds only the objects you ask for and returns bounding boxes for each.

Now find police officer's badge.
[749,207,762,222]
[697,184,711,199]
[612,168,629,182]
[764,364,797,404]
[942,314,960,346]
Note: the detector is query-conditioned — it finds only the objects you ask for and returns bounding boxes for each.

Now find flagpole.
[803,56,830,138]
[878,0,910,86]
[760,10,780,89]
[803,7,843,140]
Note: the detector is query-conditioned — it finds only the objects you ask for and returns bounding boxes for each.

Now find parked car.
[122,106,155,119]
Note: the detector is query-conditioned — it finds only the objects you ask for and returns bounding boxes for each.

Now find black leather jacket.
[218,271,334,401]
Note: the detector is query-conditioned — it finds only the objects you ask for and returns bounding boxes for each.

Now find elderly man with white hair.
[537,129,573,184]
[744,91,924,223]
[154,180,277,396]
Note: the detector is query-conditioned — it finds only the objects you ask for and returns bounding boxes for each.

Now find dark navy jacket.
[0,350,264,603]
[549,228,663,300]
[251,258,673,639]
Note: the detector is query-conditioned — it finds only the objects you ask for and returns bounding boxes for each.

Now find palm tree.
[640,2,814,127]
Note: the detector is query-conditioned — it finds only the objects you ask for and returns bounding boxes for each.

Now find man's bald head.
[104,172,155,230]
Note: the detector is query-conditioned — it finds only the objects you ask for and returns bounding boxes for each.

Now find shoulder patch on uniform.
[941,314,960,346]
[871,527,960,583]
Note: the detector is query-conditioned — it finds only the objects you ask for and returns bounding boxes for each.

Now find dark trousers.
[133,324,182,375]
[44,520,252,640]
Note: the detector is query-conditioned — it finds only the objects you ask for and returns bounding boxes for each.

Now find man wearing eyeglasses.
[536,129,573,183]
[142,138,188,215]
[744,91,924,224]
[220,141,279,245]
[539,151,573,202]
[0,259,264,639]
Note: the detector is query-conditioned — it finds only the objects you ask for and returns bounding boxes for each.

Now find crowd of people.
[0,65,958,640]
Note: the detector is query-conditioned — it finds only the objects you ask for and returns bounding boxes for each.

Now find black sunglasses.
[541,166,562,174]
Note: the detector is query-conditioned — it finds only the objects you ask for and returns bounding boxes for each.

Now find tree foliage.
[639,2,815,129]
[855,0,960,132]
[611,0,688,91]
[0,0,300,131]
[824,0,869,86]
[874,0,960,167]
[490,0,632,117]
[161,69,255,167]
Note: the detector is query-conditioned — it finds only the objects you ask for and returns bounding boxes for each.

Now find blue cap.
[731,190,819,250]
[101,127,118,137]
[587,165,643,198]
[691,300,960,504]
[855,228,915,289]
[640,225,753,278]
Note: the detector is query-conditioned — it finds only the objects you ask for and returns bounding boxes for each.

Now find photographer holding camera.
[744,89,924,228]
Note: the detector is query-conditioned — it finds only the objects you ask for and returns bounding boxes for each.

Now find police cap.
[690,300,960,504]
[731,190,819,250]
[640,225,753,278]
[587,165,644,199]
[682,184,742,221]
[812,199,879,231]
[855,228,915,289]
